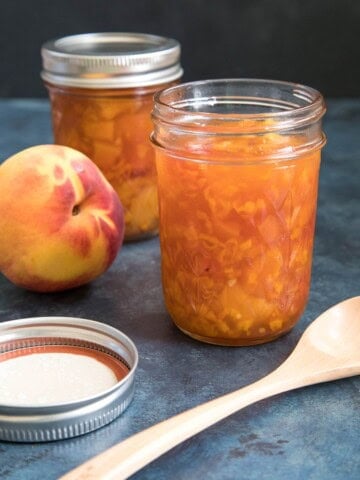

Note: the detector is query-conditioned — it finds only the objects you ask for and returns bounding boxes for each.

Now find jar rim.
[153,78,326,133]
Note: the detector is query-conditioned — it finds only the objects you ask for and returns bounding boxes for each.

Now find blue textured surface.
[0,99,359,479]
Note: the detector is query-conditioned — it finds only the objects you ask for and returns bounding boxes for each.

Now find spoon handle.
[60,353,335,480]
[60,379,278,480]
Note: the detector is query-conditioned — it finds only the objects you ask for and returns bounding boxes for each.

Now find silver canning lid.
[41,32,183,89]
[0,316,138,442]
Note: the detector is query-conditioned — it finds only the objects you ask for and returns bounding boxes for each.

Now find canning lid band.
[0,316,138,442]
[41,32,183,89]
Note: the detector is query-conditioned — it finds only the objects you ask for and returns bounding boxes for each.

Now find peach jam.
[152,79,326,346]
[41,33,182,241]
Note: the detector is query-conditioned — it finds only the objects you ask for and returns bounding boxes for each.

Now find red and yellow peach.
[0,145,124,292]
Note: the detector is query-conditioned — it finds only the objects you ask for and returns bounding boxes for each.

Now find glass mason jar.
[41,33,182,241]
[152,79,326,346]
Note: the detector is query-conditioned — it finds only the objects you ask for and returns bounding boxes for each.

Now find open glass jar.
[152,79,326,346]
[42,33,182,241]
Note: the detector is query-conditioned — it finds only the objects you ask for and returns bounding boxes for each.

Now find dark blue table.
[0,99,359,480]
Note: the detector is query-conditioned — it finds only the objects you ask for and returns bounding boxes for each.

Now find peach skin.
[0,145,124,292]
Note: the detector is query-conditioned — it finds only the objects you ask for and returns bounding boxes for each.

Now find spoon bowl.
[61,296,360,480]
[304,297,360,358]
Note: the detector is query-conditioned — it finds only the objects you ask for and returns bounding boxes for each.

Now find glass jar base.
[176,324,293,346]
[124,230,158,243]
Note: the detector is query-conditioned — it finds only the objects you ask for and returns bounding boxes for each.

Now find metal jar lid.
[41,32,183,89]
[0,316,138,442]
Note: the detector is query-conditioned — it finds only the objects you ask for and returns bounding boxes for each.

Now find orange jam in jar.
[41,33,182,241]
[152,79,326,346]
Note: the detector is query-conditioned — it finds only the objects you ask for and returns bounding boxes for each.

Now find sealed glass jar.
[152,79,326,346]
[41,33,182,241]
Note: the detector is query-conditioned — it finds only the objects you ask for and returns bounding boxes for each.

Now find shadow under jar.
[152,79,326,346]
[42,33,182,241]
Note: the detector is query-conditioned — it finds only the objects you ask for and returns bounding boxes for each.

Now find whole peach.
[0,145,124,292]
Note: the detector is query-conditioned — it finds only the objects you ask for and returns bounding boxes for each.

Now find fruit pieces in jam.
[155,129,321,345]
[48,86,158,241]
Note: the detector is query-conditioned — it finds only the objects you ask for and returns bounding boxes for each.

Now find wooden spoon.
[61,296,360,480]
